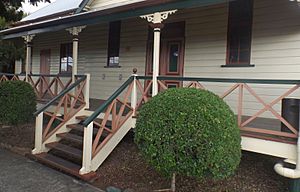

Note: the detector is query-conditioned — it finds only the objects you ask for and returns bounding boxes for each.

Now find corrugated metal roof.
[22,0,83,22]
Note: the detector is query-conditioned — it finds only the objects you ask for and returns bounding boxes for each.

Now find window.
[60,43,73,73]
[226,0,253,66]
[107,21,121,67]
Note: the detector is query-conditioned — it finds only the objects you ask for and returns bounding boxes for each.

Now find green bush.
[135,88,241,179]
[0,81,36,125]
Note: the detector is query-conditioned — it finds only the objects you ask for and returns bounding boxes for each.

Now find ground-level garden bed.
[0,124,289,192]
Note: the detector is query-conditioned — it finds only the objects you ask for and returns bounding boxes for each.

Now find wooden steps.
[57,133,83,146]
[76,115,112,127]
[32,113,129,181]
[33,153,96,180]
[32,115,102,180]
[46,142,82,160]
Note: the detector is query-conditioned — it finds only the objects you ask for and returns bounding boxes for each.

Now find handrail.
[82,76,134,127]
[29,73,85,78]
[34,75,87,116]
[0,72,25,77]
[157,76,300,85]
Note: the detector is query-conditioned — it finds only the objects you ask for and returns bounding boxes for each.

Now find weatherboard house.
[0,0,300,181]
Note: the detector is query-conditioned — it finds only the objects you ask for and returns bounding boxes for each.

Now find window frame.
[106,21,121,68]
[59,43,73,74]
[224,0,254,67]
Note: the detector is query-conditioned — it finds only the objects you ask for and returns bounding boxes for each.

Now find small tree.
[0,81,36,125]
[135,88,241,182]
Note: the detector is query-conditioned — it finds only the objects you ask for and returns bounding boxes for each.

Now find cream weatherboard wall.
[23,0,300,117]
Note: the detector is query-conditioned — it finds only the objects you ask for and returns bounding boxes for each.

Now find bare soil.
[0,125,290,192]
[93,132,289,192]
[0,123,34,155]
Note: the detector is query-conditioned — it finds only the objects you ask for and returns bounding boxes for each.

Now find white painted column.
[22,35,35,82]
[140,10,177,96]
[66,26,86,83]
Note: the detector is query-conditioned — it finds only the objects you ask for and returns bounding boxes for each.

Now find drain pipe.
[274,134,300,179]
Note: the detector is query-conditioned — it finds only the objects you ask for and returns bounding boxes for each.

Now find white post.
[84,73,90,109]
[72,36,78,83]
[22,35,35,82]
[80,122,93,175]
[66,26,86,83]
[140,10,177,96]
[32,112,46,154]
[152,25,161,96]
[131,68,138,113]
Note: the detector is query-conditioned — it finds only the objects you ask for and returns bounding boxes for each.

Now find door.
[40,49,51,93]
[145,22,185,93]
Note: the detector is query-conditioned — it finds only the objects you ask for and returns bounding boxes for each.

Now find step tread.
[76,116,112,126]
[67,123,99,134]
[35,153,80,174]
[57,133,83,145]
[32,153,97,181]
[46,142,82,159]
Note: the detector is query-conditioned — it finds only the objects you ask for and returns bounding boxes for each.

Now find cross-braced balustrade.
[0,73,73,102]
[28,74,72,101]
[33,75,89,154]
[154,76,300,143]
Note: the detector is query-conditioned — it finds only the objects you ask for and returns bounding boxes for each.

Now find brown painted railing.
[0,73,26,82]
[83,76,135,156]
[134,76,300,144]
[35,75,88,142]
[28,74,73,101]
[0,73,73,102]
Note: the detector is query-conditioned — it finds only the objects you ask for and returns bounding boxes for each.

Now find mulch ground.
[0,125,290,192]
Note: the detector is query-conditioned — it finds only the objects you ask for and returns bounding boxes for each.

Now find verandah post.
[140,10,177,96]
[22,35,35,82]
[66,26,86,83]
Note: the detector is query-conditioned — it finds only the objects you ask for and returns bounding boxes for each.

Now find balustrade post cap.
[133,68,138,74]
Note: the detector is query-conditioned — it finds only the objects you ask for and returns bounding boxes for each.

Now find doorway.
[145,22,185,91]
[40,49,51,92]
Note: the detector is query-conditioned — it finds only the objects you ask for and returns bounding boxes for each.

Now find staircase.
[33,115,111,180]
[31,75,137,180]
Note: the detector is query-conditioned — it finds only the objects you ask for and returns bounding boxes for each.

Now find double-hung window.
[107,21,121,67]
[226,0,254,66]
[60,43,73,73]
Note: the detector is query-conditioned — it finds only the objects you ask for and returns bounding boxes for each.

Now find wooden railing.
[0,73,73,102]
[32,74,90,154]
[28,74,72,101]
[152,76,300,143]
[0,73,26,82]
[82,76,136,156]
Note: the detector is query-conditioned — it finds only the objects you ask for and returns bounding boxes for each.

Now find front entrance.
[146,22,185,91]
[40,49,51,92]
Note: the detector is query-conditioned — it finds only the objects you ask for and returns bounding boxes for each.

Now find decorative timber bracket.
[22,35,35,43]
[66,26,86,36]
[140,10,177,25]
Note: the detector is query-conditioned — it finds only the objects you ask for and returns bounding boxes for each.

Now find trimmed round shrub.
[0,81,36,125]
[135,88,241,179]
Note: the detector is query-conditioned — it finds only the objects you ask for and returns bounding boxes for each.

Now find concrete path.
[0,149,103,192]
